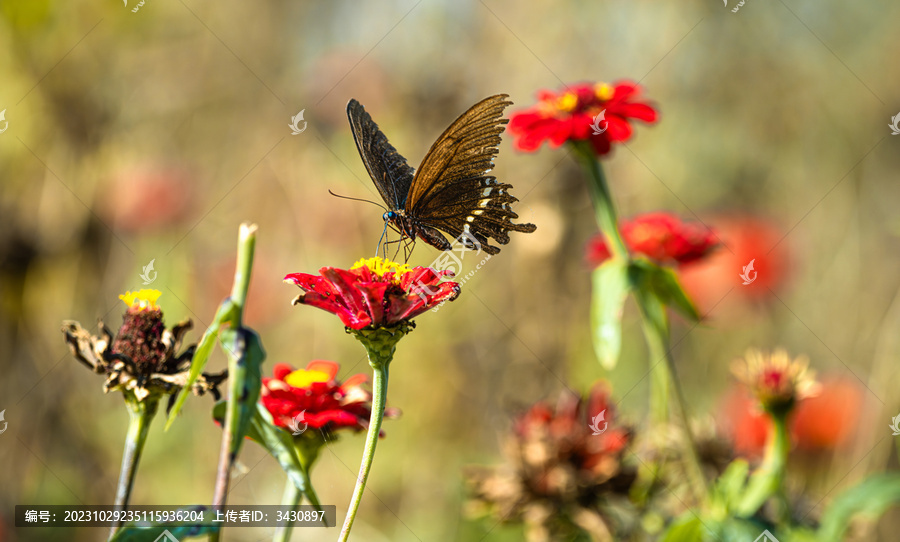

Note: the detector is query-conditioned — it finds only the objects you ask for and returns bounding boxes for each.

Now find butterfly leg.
[401,236,416,263]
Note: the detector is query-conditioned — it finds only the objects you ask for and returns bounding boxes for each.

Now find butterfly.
[346,94,536,257]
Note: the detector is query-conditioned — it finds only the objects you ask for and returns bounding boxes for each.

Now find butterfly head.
[383,211,398,222]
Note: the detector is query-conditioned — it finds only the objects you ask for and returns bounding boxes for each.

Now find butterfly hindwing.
[405,94,536,255]
[346,99,415,211]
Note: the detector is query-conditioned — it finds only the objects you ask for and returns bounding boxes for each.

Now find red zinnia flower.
[284,257,460,330]
[261,360,399,434]
[508,81,658,156]
[585,212,719,267]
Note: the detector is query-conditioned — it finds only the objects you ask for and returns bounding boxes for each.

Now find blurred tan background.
[1,0,899,540]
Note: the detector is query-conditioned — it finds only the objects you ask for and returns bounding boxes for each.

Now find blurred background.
[1,0,899,540]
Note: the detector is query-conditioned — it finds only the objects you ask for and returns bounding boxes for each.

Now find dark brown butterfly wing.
[405,94,536,255]
[346,99,415,211]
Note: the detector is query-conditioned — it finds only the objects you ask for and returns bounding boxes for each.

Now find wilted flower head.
[62,289,226,402]
[586,212,719,267]
[731,349,819,415]
[284,257,460,331]
[508,81,658,156]
[465,383,633,542]
[261,360,399,437]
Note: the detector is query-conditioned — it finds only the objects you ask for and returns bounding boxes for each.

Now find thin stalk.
[228,223,257,324]
[737,413,790,518]
[109,395,159,540]
[273,479,304,542]
[210,223,258,542]
[635,292,707,503]
[571,141,628,259]
[338,362,389,542]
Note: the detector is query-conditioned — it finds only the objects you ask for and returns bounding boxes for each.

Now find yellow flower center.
[594,82,613,101]
[284,368,332,388]
[556,92,578,112]
[119,289,162,309]
[351,257,412,284]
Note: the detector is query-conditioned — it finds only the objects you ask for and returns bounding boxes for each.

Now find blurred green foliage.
[1,0,899,540]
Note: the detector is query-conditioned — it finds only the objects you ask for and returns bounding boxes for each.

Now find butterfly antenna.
[328,190,388,212]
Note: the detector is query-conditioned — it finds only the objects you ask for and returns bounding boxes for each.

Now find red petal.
[354,281,390,327]
[604,117,633,142]
[617,102,658,123]
[272,363,294,381]
[341,373,369,389]
[305,360,340,380]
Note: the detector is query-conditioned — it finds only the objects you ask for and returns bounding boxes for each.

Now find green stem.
[635,291,707,503]
[338,355,390,541]
[210,222,258,542]
[737,413,791,518]
[571,141,628,259]
[273,479,304,542]
[109,395,159,540]
[301,465,326,527]
[228,222,257,325]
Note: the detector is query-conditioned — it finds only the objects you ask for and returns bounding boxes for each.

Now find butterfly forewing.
[346,99,415,211]
[406,94,536,254]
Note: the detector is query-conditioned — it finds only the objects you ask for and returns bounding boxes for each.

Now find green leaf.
[660,515,705,542]
[165,300,236,430]
[590,258,632,369]
[212,401,313,498]
[109,507,218,541]
[711,459,750,512]
[630,259,701,322]
[817,472,900,542]
[219,327,265,468]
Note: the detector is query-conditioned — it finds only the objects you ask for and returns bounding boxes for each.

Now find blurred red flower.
[509,81,658,156]
[678,215,790,310]
[102,166,195,233]
[284,257,459,330]
[585,212,719,267]
[466,383,633,541]
[261,360,398,434]
[720,376,861,458]
[514,383,631,473]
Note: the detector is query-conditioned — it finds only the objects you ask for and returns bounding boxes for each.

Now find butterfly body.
[348,95,536,256]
